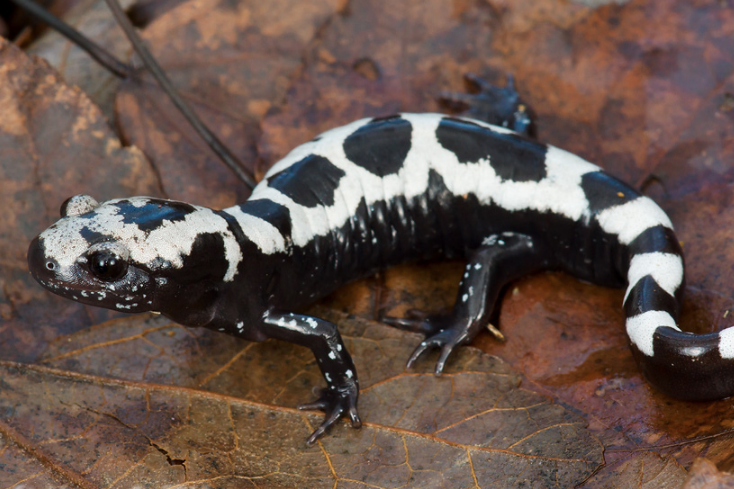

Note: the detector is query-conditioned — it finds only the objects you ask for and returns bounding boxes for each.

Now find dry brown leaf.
[26,0,139,121]
[5,0,734,486]
[2,310,604,488]
[684,459,734,489]
[0,36,159,365]
[259,0,734,481]
[581,451,687,489]
[114,0,345,209]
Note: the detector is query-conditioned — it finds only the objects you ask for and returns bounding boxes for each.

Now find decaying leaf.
[582,451,687,489]
[684,459,734,489]
[0,36,159,365]
[26,0,139,121]
[4,0,734,486]
[3,310,604,488]
[114,0,345,208]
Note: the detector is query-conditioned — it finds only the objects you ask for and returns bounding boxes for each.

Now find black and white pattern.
[27,111,734,444]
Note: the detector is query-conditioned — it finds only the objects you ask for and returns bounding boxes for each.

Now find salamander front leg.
[384,232,546,374]
[261,311,361,445]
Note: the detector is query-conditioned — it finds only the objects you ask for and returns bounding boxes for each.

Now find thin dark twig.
[8,0,131,78]
[103,0,257,189]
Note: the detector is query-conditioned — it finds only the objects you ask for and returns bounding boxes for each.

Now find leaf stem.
[8,0,131,78]
[103,0,257,189]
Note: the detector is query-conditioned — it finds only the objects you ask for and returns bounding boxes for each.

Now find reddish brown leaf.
[0,36,159,365]
[684,459,734,489]
[6,0,734,486]
[114,0,345,208]
[27,0,139,121]
[6,310,603,487]
[256,0,734,482]
[581,451,687,489]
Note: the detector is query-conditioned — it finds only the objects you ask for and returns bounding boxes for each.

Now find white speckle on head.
[346,369,353,378]
[462,293,468,302]
[336,344,342,351]
[325,373,332,382]
[130,199,149,208]
[469,286,474,297]
[236,321,244,333]
[718,327,734,359]
[624,252,684,304]
[474,263,482,270]
[306,317,318,329]
[626,310,679,356]
[40,198,243,283]
[328,351,336,360]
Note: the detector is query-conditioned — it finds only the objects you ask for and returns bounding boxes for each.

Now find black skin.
[210,77,542,444]
[257,77,545,442]
[27,77,557,445]
[33,74,734,438]
[383,232,547,373]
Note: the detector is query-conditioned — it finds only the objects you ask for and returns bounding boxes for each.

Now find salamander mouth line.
[35,277,113,298]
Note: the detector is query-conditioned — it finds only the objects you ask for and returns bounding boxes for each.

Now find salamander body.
[28,104,734,443]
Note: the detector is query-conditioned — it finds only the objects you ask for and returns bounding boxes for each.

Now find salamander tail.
[624,226,734,400]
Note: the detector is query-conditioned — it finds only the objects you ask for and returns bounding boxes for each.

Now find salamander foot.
[299,380,361,446]
[383,312,470,374]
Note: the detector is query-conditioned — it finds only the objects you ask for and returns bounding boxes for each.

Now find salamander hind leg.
[383,232,547,374]
[261,312,361,445]
[440,73,536,138]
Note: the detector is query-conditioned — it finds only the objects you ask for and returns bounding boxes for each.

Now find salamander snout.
[27,236,53,281]
[27,235,72,291]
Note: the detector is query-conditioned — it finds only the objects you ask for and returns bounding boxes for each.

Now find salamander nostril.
[46,261,55,271]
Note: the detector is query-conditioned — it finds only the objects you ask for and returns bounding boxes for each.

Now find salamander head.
[27,195,234,316]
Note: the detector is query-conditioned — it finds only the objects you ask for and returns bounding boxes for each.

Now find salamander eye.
[89,250,127,281]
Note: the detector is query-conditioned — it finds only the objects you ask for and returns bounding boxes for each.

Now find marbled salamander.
[27,81,734,445]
